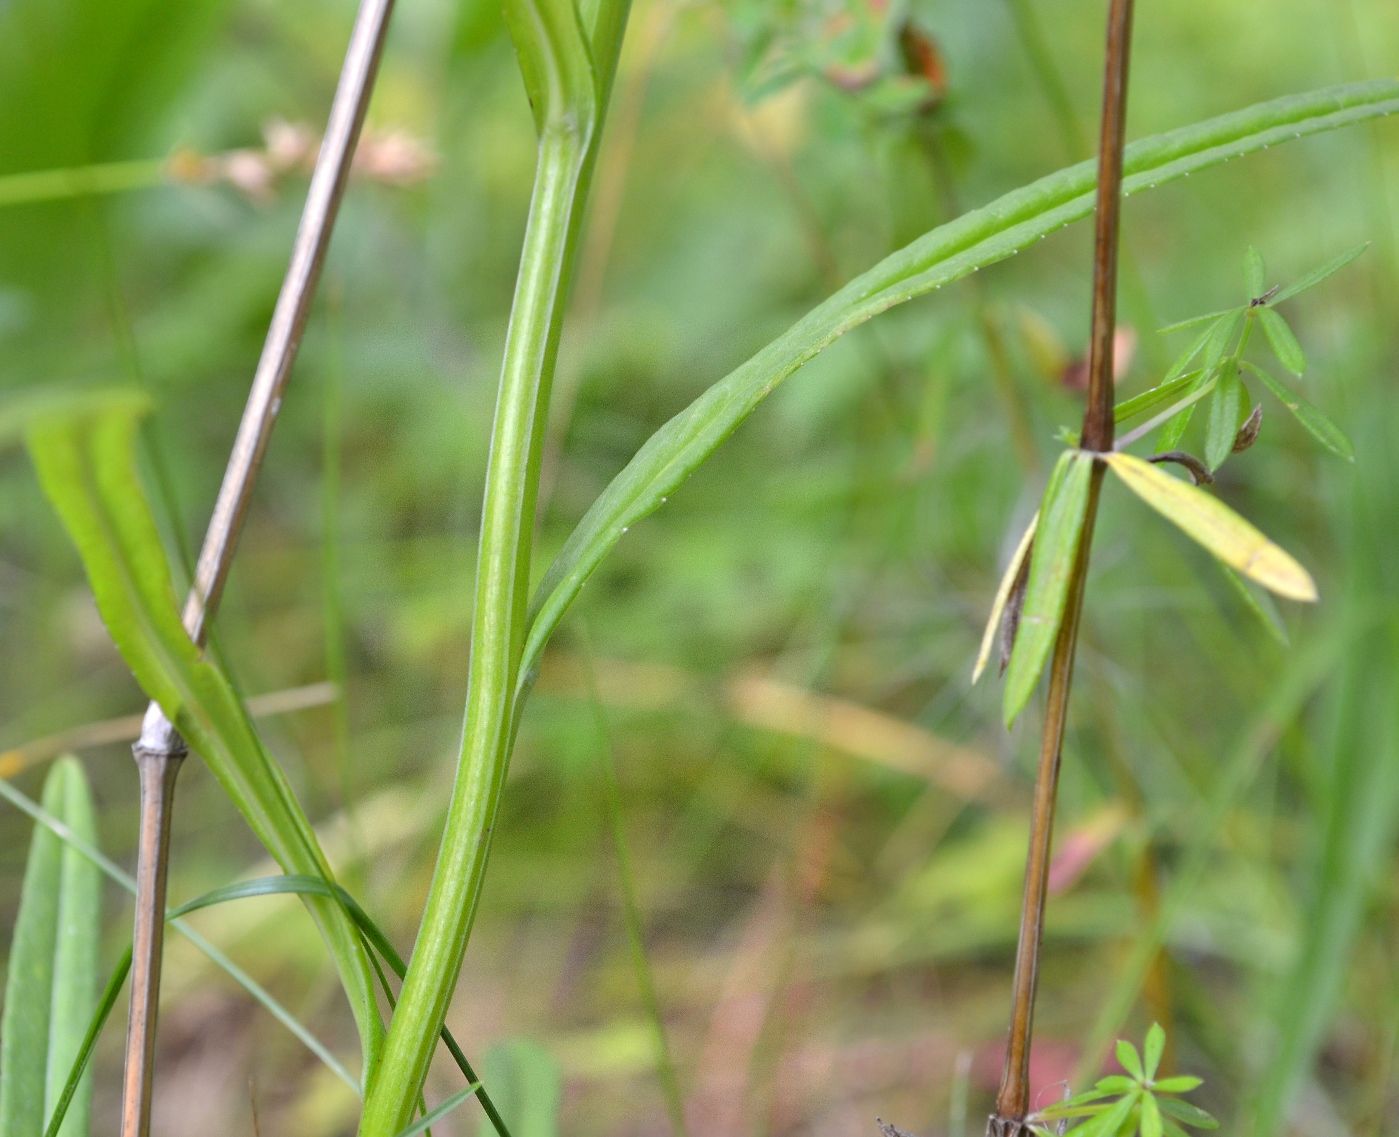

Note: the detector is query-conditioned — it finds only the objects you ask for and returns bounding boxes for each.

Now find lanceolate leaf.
[1003,452,1093,727]
[1256,306,1307,375]
[1204,360,1245,471]
[0,758,99,1137]
[1241,360,1354,461]
[25,403,385,1078]
[973,513,1038,682]
[1244,246,1266,297]
[1103,452,1318,602]
[522,81,1399,688]
[1270,241,1369,304]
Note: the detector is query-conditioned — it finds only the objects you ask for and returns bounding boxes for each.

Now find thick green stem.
[359,126,588,1137]
[360,4,631,1129]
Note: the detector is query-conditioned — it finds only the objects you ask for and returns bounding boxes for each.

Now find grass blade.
[1103,451,1317,601]
[0,758,100,1137]
[1002,452,1093,726]
[523,80,1399,682]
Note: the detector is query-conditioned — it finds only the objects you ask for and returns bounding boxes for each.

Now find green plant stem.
[359,5,632,1131]
[990,0,1133,1129]
[0,159,167,209]
[361,126,589,1137]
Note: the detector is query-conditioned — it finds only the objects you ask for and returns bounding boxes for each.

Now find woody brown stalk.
[118,3,396,1135]
[988,0,1134,1132]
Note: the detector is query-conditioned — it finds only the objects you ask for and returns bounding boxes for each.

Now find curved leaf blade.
[25,403,385,1077]
[1103,452,1317,601]
[523,81,1397,683]
[1003,452,1093,727]
[0,758,100,1137]
[1270,241,1368,304]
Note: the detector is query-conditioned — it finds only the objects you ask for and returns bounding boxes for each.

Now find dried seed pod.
[1232,403,1263,452]
[1147,449,1214,485]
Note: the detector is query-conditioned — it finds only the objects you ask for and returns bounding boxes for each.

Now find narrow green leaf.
[1157,1098,1219,1129]
[1240,361,1354,461]
[1256,307,1307,375]
[1116,1039,1145,1081]
[973,514,1038,682]
[1156,308,1239,336]
[25,403,384,1078]
[1152,1077,1203,1094]
[1114,371,1202,424]
[1156,382,1200,452]
[1244,246,1266,297]
[1270,241,1369,303]
[1066,1092,1137,1137]
[0,758,100,1137]
[523,82,1399,688]
[1163,320,1222,382]
[1203,310,1244,370]
[1204,361,1245,471]
[1141,1093,1164,1137]
[1143,1024,1166,1080]
[1104,452,1318,601]
[1003,452,1092,726]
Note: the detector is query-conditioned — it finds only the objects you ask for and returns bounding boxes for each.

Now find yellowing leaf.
[1104,452,1317,601]
[973,513,1038,683]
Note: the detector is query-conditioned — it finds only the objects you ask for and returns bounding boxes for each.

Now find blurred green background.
[2,0,1398,1134]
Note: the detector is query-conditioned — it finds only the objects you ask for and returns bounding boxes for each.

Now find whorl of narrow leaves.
[1103,452,1317,601]
[1001,452,1093,726]
[0,758,100,1137]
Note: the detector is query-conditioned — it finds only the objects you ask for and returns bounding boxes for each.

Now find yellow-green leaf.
[1003,452,1093,726]
[1104,452,1317,601]
[973,513,1038,683]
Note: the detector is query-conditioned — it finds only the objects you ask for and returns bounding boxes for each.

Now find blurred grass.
[2,0,1398,1134]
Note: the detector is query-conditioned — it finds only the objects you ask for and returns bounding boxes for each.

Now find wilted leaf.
[1003,452,1093,726]
[973,514,1038,682]
[1104,452,1317,601]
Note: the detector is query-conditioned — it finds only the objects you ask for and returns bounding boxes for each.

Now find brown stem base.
[986,1115,1037,1137]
